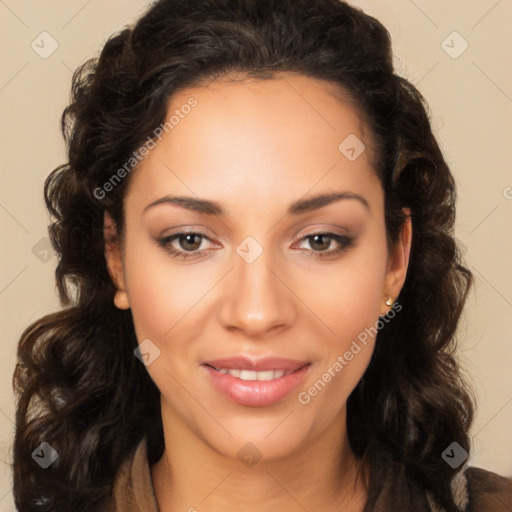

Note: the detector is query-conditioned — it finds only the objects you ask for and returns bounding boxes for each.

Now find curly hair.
[12,0,475,510]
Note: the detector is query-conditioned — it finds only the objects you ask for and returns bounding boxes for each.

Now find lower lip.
[203,364,311,407]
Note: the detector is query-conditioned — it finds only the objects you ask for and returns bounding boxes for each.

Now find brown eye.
[295,232,354,259]
[157,232,213,260]
[177,233,203,251]
[308,234,333,252]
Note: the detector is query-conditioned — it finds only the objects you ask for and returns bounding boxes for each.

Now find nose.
[217,247,297,339]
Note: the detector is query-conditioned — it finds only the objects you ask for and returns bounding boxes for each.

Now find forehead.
[168,72,370,155]
[126,72,382,215]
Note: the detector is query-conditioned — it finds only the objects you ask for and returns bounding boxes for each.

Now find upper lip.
[203,356,310,371]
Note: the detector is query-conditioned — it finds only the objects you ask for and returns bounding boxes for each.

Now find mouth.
[201,357,311,407]
[204,366,298,381]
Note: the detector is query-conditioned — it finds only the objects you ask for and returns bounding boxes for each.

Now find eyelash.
[156,231,354,261]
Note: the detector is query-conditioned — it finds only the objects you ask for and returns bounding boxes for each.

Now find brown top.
[108,438,512,512]
[108,438,159,512]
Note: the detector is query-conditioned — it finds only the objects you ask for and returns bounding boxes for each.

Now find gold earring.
[114,290,130,310]
[385,296,394,307]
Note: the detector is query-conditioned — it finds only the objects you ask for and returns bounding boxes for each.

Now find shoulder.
[108,438,159,512]
[463,466,512,512]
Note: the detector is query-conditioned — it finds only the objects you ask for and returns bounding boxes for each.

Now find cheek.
[308,237,389,341]
[297,233,388,402]
[122,242,216,404]
[123,237,213,341]
[296,269,383,418]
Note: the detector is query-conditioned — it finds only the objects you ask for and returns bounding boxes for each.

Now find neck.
[151,404,368,512]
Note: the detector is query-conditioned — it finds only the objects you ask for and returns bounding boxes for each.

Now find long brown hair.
[13,1,474,510]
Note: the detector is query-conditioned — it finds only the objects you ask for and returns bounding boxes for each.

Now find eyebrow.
[143,191,370,216]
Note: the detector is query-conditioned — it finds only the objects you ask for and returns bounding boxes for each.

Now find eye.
[157,232,214,260]
[294,232,354,259]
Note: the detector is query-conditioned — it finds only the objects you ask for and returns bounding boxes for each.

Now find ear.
[104,211,130,310]
[381,208,412,315]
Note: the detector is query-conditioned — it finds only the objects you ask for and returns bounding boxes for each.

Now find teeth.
[216,368,291,381]
[240,370,257,380]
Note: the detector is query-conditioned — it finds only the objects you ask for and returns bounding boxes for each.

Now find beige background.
[1,0,511,510]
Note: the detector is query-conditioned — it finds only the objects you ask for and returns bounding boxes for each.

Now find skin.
[105,72,412,511]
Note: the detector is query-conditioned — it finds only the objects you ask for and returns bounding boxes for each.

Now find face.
[106,72,411,463]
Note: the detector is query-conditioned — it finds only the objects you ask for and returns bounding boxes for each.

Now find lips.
[202,356,311,407]
[203,356,309,371]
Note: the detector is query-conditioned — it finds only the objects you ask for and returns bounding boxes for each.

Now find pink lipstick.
[202,356,311,407]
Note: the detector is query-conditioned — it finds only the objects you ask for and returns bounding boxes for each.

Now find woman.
[12,0,512,511]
